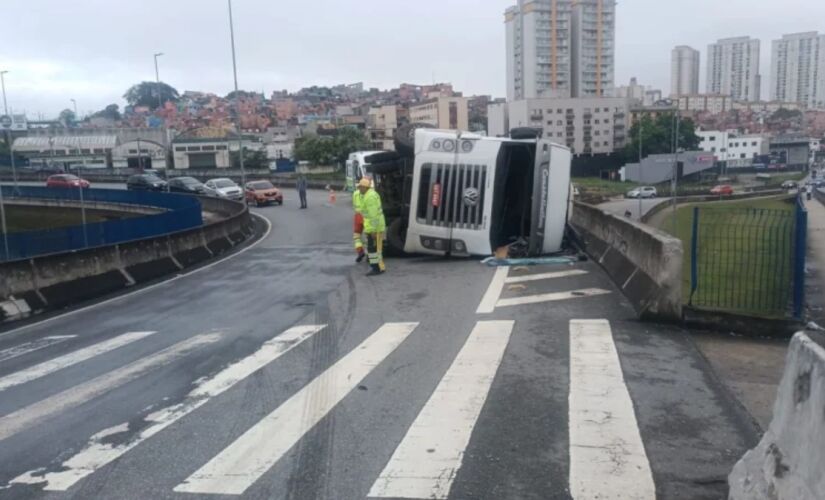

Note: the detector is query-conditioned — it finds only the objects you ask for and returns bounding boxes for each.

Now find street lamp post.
[71,98,78,122]
[75,144,89,248]
[227,0,246,187]
[638,118,643,220]
[154,53,164,111]
[1,70,19,190]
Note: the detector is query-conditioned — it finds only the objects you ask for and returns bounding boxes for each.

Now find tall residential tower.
[505,0,615,101]
[671,45,700,96]
[706,37,761,101]
[771,32,825,109]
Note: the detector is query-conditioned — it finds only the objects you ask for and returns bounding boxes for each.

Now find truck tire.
[369,161,403,175]
[384,218,407,257]
[365,151,401,164]
[509,127,543,140]
[394,122,435,158]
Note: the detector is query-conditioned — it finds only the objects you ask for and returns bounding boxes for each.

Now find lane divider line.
[0,332,156,392]
[173,322,419,496]
[368,320,515,499]
[9,325,326,492]
[0,333,220,442]
[568,319,655,500]
[476,267,509,314]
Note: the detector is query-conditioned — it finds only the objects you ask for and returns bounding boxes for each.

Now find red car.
[710,184,734,196]
[46,174,90,189]
[244,180,283,206]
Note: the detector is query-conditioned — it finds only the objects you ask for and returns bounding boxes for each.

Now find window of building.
[175,147,186,152]
[741,153,747,159]
[557,132,563,137]
[752,141,757,146]
[202,145,215,151]
[128,149,138,154]
[604,141,609,146]
[557,120,563,126]
[595,119,600,124]
[93,148,104,154]
[216,145,228,150]
[594,131,600,136]
[187,146,201,152]
[557,109,563,114]
[711,147,716,153]
[709,136,716,141]
[604,118,609,124]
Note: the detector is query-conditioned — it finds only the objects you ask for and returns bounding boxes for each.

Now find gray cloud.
[1,0,823,117]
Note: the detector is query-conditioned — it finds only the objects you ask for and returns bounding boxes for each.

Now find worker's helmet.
[358,178,372,188]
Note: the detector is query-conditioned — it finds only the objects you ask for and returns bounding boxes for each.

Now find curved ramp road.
[0,190,760,499]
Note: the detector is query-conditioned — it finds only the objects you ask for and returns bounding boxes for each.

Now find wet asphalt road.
[0,189,759,499]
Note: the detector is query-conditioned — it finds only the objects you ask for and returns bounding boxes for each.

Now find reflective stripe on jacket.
[362,188,386,234]
[352,191,364,214]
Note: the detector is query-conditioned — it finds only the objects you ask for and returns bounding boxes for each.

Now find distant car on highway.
[244,180,283,206]
[815,179,825,188]
[167,176,215,196]
[710,184,734,196]
[205,178,243,201]
[626,186,657,199]
[780,180,798,190]
[46,174,90,189]
[127,174,168,192]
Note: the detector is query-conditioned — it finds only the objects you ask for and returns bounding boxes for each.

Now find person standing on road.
[358,178,386,276]
[807,183,813,201]
[297,175,308,209]
[352,184,366,263]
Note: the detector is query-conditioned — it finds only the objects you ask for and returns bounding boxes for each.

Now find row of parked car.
[625,184,736,198]
[44,173,284,207]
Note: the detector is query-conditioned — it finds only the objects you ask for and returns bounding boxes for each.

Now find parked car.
[245,180,283,206]
[127,174,168,192]
[626,186,657,199]
[814,179,825,188]
[710,184,734,196]
[205,178,243,200]
[167,176,214,196]
[780,180,798,190]
[46,174,90,189]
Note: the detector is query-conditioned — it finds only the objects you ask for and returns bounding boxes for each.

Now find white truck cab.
[404,129,572,257]
[345,151,384,190]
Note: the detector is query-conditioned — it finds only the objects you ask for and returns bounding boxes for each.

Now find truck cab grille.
[417,163,487,229]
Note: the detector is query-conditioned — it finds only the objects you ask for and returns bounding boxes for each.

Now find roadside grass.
[7,205,111,232]
[573,177,638,199]
[655,196,796,318]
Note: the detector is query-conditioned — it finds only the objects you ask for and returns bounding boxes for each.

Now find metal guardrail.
[688,197,806,319]
[0,186,203,262]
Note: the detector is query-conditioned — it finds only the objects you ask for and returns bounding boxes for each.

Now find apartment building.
[707,37,761,101]
[408,97,469,131]
[771,32,825,109]
[697,130,767,164]
[367,105,399,150]
[504,0,615,100]
[615,77,663,106]
[506,97,630,155]
[671,45,701,96]
[675,94,732,114]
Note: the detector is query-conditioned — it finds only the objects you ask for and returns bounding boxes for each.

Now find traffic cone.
[329,189,337,205]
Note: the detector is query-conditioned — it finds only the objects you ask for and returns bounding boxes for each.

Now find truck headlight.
[442,140,456,152]
[461,140,474,153]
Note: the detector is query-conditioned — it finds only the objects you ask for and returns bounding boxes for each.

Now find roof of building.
[12,135,118,151]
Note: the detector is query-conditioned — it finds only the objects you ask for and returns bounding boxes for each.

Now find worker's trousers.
[366,232,385,272]
[353,213,364,254]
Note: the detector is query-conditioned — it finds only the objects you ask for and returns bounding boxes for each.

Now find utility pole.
[154,53,164,110]
[671,111,681,235]
[71,98,78,122]
[227,0,246,187]
[1,70,18,190]
[638,118,643,220]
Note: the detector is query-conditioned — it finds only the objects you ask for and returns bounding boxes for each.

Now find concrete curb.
[0,197,254,323]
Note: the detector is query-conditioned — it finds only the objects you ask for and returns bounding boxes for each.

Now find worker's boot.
[356,248,366,263]
[366,264,384,276]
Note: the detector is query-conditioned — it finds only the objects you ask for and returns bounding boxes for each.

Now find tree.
[91,104,122,121]
[624,113,700,161]
[123,81,180,110]
[225,90,255,100]
[58,108,76,126]
[230,148,269,170]
[770,108,802,121]
[294,127,370,166]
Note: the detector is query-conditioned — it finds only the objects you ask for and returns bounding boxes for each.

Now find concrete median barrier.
[570,201,683,321]
[728,330,825,500]
[0,197,254,323]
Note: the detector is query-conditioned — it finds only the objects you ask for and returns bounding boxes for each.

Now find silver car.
[626,186,657,199]
[205,178,243,200]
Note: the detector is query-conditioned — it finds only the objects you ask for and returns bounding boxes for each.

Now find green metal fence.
[689,199,806,318]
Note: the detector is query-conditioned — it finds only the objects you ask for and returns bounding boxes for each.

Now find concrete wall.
[728,330,825,499]
[570,201,683,320]
[0,197,254,322]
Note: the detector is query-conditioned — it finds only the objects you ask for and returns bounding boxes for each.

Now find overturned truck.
[347,124,573,257]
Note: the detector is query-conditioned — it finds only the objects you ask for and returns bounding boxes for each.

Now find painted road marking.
[0,332,156,393]
[368,320,514,499]
[496,288,611,308]
[9,325,326,491]
[476,267,508,314]
[0,333,220,442]
[568,320,655,500]
[0,336,76,363]
[504,269,588,284]
[173,322,419,496]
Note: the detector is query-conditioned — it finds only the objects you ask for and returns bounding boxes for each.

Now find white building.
[770,32,825,110]
[408,97,469,131]
[707,37,761,102]
[487,102,510,137]
[675,94,732,114]
[367,105,399,150]
[615,78,662,106]
[697,130,768,165]
[504,0,614,101]
[505,97,629,155]
[671,45,701,96]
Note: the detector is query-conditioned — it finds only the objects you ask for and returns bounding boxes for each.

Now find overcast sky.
[1,0,823,118]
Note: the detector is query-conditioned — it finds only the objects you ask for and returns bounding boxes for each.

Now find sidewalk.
[805,193,825,324]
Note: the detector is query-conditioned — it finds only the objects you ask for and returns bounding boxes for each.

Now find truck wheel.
[394,123,435,158]
[384,218,407,257]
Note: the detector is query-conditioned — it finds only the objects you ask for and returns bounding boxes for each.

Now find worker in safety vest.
[357,178,386,276]
[352,183,366,263]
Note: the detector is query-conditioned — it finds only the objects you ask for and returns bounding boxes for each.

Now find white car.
[626,186,657,199]
[205,178,243,200]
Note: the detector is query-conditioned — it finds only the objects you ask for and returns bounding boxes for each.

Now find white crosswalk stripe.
[9,324,326,491]
[173,322,419,496]
[505,269,588,284]
[568,319,655,499]
[368,320,514,499]
[496,288,611,308]
[0,336,76,363]
[0,331,156,393]
[0,333,219,442]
